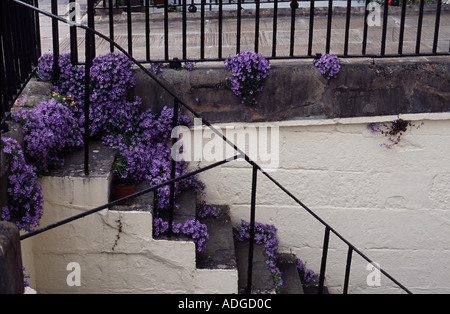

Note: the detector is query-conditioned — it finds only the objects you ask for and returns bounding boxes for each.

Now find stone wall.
[132,56,450,123]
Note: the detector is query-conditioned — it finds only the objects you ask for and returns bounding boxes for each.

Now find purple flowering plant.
[295,258,315,284]
[313,53,341,80]
[13,95,84,175]
[37,52,139,136]
[0,137,44,232]
[153,217,209,252]
[224,50,270,105]
[367,119,424,149]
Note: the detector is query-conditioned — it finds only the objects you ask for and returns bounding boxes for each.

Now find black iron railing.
[85,0,449,63]
[0,0,41,126]
[4,0,419,294]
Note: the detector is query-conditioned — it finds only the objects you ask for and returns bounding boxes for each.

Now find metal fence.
[89,0,448,63]
[0,0,41,126]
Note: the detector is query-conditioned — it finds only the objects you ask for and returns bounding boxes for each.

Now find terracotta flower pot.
[114,179,136,201]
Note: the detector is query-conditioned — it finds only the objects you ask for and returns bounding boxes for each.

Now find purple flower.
[313,53,341,79]
[154,217,209,252]
[224,50,270,105]
[1,137,44,232]
[13,96,83,174]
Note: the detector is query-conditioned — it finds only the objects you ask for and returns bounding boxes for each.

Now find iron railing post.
[164,0,169,60]
[362,0,370,55]
[398,0,407,55]
[69,0,78,64]
[381,0,389,56]
[255,0,260,53]
[318,226,330,294]
[109,0,115,53]
[200,0,205,59]
[51,0,59,83]
[272,0,278,57]
[415,0,425,54]
[168,99,179,237]
[236,0,241,54]
[289,0,298,57]
[84,0,95,176]
[433,0,442,54]
[307,0,314,56]
[246,164,258,294]
[325,0,333,54]
[127,0,133,56]
[343,246,353,294]
[343,0,351,56]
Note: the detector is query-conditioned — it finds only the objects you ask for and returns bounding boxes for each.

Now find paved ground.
[37,1,449,61]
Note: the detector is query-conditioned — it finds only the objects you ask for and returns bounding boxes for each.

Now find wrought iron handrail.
[10,0,414,294]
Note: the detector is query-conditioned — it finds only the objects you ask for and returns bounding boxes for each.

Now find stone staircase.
[15,80,325,295]
[27,138,326,293]
[129,181,329,294]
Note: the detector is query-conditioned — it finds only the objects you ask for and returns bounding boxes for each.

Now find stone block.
[0,222,24,294]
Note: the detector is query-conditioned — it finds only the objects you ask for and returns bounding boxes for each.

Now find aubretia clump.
[1,137,44,232]
[224,50,270,105]
[295,258,315,284]
[102,105,198,210]
[12,96,84,174]
[153,217,209,252]
[313,53,341,79]
[38,53,85,116]
[37,52,139,136]
[89,52,137,135]
[196,200,218,219]
[367,119,424,149]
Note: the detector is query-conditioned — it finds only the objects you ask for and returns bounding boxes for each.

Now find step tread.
[157,189,197,224]
[277,261,304,294]
[197,205,237,270]
[235,240,275,294]
[47,140,114,178]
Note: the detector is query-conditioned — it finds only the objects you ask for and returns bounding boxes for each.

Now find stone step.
[277,253,304,295]
[197,205,237,270]
[234,240,275,294]
[128,179,154,207]
[153,189,197,242]
[157,189,197,224]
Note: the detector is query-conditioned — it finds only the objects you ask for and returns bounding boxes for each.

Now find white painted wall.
[189,112,450,294]
[20,167,238,294]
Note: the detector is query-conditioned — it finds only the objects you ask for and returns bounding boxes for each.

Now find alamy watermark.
[366,262,382,287]
[367,1,382,27]
[67,2,82,26]
[66,262,81,287]
[171,118,280,171]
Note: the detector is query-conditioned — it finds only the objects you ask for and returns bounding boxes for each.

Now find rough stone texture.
[197,205,237,270]
[235,241,274,294]
[0,222,24,294]
[132,57,450,123]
